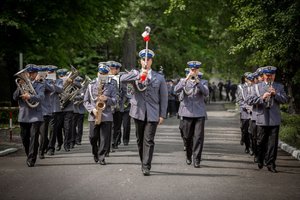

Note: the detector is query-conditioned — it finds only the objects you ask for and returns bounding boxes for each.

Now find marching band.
[12,27,288,175]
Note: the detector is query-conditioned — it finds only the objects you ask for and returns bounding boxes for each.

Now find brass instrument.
[73,75,91,105]
[14,68,40,108]
[59,66,80,109]
[95,75,107,125]
[265,81,274,109]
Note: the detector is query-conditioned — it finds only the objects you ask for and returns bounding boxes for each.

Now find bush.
[280,112,300,149]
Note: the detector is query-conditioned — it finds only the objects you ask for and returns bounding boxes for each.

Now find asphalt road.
[0,103,300,200]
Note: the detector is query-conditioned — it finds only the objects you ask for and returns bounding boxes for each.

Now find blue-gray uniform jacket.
[247,84,259,121]
[119,82,131,112]
[13,81,45,123]
[50,78,64,113]
[174,78,209,118]
[167,84,176,101]
[120,69,168,122]
[83,78,117,122]
[41,79,55,116]
[73,87,86,114]
[247,81,288,126]
[237,83,252,120]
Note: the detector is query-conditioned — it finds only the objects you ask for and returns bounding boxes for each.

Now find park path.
[0,103,299,200]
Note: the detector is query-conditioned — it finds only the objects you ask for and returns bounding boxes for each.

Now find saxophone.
[95,77,106,125]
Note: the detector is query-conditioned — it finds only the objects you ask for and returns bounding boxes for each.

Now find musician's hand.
[67,78,73,83]
[18,79,25,85]
[262,92,271,100]
[269,87,276,96]
[158,117,164,125]
[140,69,148,82]
[99,95,108,101]
[21,93,31,100]
[92,108,98,116]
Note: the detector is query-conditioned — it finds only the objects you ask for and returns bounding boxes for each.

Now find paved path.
[0,103,300,200]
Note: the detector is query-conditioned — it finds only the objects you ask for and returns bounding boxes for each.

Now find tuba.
[14,68,40,108]
[59,65,80,109]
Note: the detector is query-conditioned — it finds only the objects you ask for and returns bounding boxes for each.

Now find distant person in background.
[230,83,238,102]
[211,82,217,102]
[218,81,224,100]
[225,80,231,101]
[167,79,177,117]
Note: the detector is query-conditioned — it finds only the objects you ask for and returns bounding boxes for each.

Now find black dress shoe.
[186,158,192,165]
[245,148,250,154]
[258,163,263,169]
[249,149,254,156]
[47,150,54,156]
[99,160,106,165]
[39,154,45,159]
[75,142,81,145]
[94,155,99,163]
[56,145,61,151]
[26,161,34,167]
[194,162,200,168]
[267,165,277,173]
[64,146,70,152]
[123,142,128,146]
[142,168,150,176]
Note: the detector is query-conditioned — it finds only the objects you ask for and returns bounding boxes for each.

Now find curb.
[0,148,19,157]
[278,140,300,161]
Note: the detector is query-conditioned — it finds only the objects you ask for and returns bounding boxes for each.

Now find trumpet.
[265,81,274,109]
[14,68,40,108]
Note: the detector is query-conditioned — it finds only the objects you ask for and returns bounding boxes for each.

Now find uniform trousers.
[112,111,122,147]
[134,118,158,170]
[72,113,84,144]
[181,117,205,163]
[121,111,131,144]
[113,111,131,146]
[249,120,257,155]
[89,121,112,161]
[20,122,42,164]
[39,115,52,155]
[257,125,279,167]
[48,112,63,151]
[240,118,250,149]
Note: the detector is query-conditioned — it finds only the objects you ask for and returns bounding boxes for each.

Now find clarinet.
[265,82,273,109]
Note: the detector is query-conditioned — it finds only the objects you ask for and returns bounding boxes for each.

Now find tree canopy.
[1,0,299,112]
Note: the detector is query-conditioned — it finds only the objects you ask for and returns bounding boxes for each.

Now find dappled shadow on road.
[150,170,238,177]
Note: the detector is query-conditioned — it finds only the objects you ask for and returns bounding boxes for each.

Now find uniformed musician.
[13,64,45,167]
[47,66,64,156]
[247,66,288,173]
[37,65,54,159]
[120,49,168,176]
[174,61,209,168]
[237,72,253,154]
[83,63,117,165]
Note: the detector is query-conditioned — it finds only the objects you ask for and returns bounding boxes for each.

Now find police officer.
[120,49,168,175]
[174,61,209,168]
[72,76,87,146]
[248,66,288,172]
[247,67,264,162]
[37,66,54,159]
[47,66,64,155]
[108,61,123,149]
[237,72,253,154]
[83,63,117,165]
[13,64,45,167]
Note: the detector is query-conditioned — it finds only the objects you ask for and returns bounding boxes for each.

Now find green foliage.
[280,112,300,148]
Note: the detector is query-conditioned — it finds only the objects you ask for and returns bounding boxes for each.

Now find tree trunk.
[122,23,136,70]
